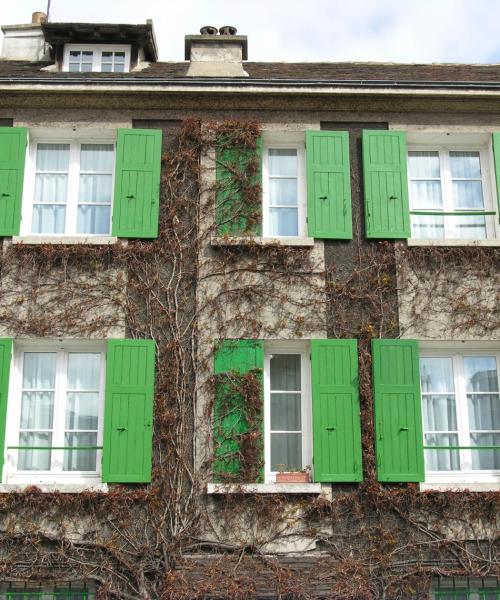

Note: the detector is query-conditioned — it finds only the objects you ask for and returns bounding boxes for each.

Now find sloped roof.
[0,59,499,88]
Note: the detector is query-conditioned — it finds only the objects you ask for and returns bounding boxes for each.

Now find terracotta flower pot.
[276,471,311,483]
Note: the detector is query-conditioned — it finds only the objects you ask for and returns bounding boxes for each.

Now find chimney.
[185,26,248,77]
[1,11,50,61]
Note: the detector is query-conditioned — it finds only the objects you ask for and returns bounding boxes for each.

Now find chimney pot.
[200,25,218,35]
[31,11,47,24]
[219,26,237,36]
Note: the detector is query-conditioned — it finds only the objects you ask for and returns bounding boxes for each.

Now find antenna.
[46,0,51,22]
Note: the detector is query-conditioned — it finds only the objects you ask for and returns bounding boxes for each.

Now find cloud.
[2,0,500,63]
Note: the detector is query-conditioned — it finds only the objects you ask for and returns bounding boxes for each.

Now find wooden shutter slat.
[112,128,162,238]
[362,130,410,239]
[307,131,353,239]
[215,137,262,236]
[0,127,27,236]
[213,339,264,482]
[372,339,424,482]
[492,133,500,224]
[102,339,156,483]
[311,339,362,482]
[0,338,12,482]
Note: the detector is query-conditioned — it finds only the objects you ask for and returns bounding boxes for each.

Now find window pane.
[448,214,486,239]
[23,353,55,389]
[270,354,300,390]
[114,52,125,61]
[80,144,114,172]
[470,433,500,470]
[423,395,457,431]
[69,63,81,72]
[464,356,499,392]
[32,205,66,234]
[271,432,301,471]
[269,208,298,236]
[449,151,481,178]
[67,353,100,390]
[63,432,97,471]
[113,63,125,73]
[424,433,460,471]
[269,178,298,206]
[411,214,444,239]
[408,151,440,178]
[420,357,454,393]
[36,144,70,172]
[34,174,68,204]
[20,391,54,429]
[271,393,301,430]
[452,181,484,209]
[101,63,113,73]
[66,392,99,430]
[268,149,297,177]
[468,394,500,437]
[78,174,112,203]
[18,432,52,470]
[77,205,111,234]
[81,62,93,72]
[102,51,113,59]
[410,180,442,209]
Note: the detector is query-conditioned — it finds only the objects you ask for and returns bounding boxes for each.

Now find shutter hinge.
[306,217,308,223]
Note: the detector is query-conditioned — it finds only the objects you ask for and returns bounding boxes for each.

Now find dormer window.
[63,44,130,73]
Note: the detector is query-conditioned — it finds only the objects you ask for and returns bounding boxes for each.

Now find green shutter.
[215,137,262,236]
[311,339,362,482]
[112,128,162,238]
[362,130,410,238]
[0,338,12,482]
[306,131,352,239]
[213,339,264,482]
[372,339,424,482]
[102,339,155,483]
[492,133,500,223]
[0,127,27,236]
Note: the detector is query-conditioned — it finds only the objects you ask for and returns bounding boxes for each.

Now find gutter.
[1,77,500,96]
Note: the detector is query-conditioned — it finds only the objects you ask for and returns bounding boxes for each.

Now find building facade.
[0,11,498,599]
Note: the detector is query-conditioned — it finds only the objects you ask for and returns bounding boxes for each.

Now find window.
[264,343,312,482]
[420,348,500,483]
[433,577,500,599]
[63,45,130,73]
[262,141,306,238]
[4,343,105,484]
[23,138,115,236]
[407,138,498,240]
[5,591,90,600]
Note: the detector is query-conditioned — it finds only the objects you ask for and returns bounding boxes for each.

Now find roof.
[0,59,499,89]
[41,22,158,62]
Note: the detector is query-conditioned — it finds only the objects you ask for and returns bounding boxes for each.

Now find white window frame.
[407,135,500,241]
[63,44,131,73]
[264,341,312,483]
[262,140,307,239]
[420,344,500,488]
[21,131,116,237]
[4,340,106,486]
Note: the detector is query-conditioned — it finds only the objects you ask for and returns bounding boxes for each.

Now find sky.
[1,0,500,64]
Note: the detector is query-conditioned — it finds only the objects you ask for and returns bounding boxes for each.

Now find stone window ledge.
[12,235,119,245]
[407,238,500,247]
[0,483,108,493]
[420,482,500,492]
[207,482,325,495]
[210,236,315,248]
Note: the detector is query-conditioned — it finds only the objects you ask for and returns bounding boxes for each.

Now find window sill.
[12,235,119,245]
[207,482,325,495]
[0,482,108,493]
[210,236,315,248]
[407,238,500,247]
[421,481,500,492]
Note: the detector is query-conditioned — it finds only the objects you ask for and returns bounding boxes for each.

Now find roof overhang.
[41,22,158,61]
